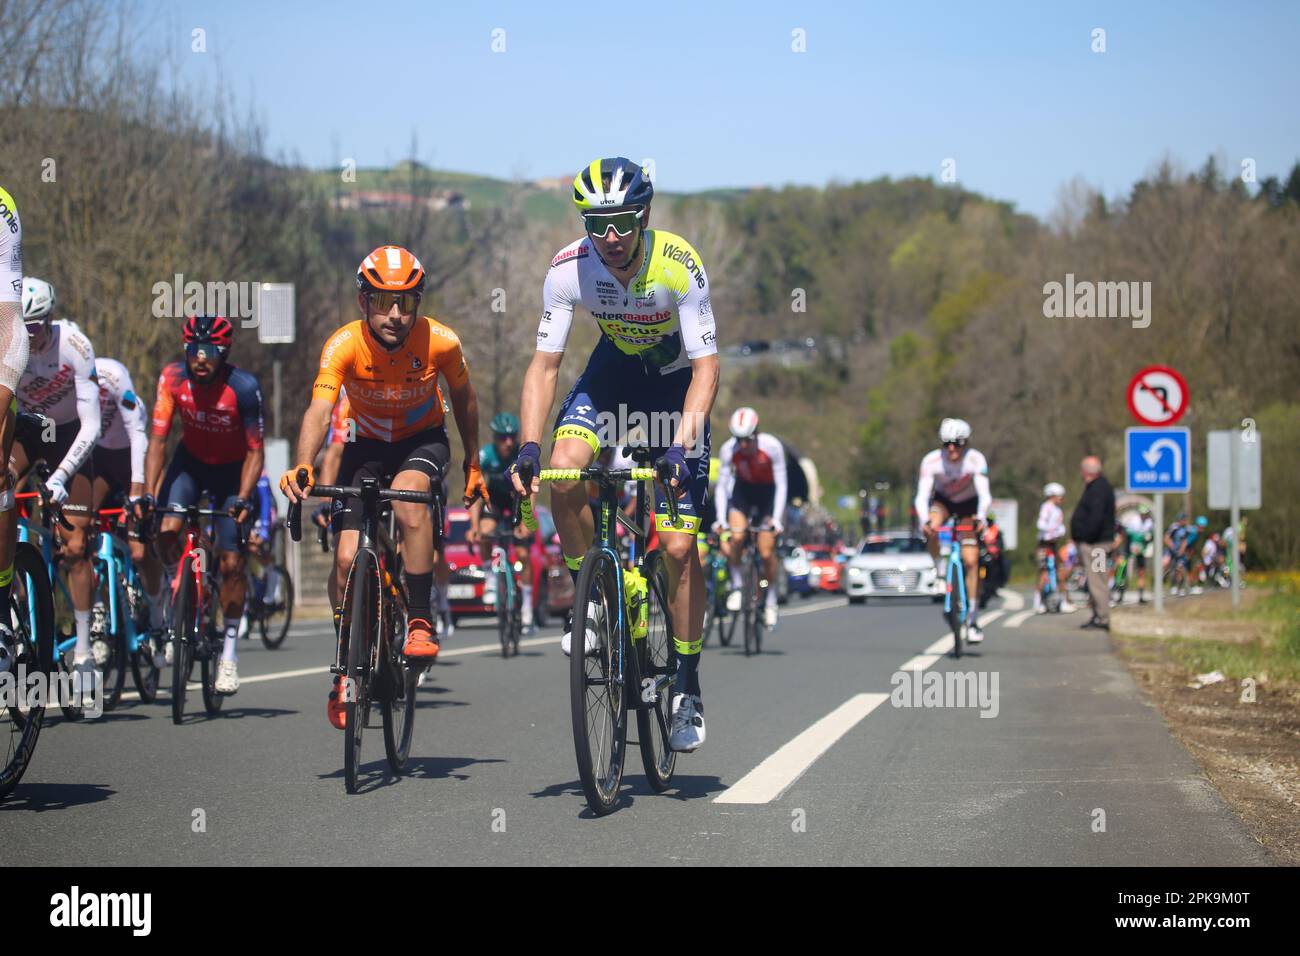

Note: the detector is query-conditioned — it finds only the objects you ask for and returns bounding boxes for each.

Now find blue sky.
[144,0,1300,217]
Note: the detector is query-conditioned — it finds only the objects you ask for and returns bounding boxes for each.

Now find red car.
[801,544,844,593]
[443,504,574,626]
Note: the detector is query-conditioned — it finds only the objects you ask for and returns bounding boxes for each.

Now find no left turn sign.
[1127,365,1189,425]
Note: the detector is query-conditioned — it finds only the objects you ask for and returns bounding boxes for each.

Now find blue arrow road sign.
[1126,427,1191,493]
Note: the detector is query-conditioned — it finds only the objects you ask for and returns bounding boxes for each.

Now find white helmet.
[22,277,56,322]
[1043,482,1065,498]
[938,418,971,444]
[729,406,759,439]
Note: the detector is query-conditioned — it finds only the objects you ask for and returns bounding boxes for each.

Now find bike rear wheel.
[344,551,379,793]
[570,548,627,815]
[947,566,965,658]
[259,564,294,649]
[496,566,512,658]
[1,543,56,800]
[636,550,677,793]
[382,667,417,772]
[132,633,160,703]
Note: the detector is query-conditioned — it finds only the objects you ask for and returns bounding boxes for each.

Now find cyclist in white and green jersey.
[510,157,719,752]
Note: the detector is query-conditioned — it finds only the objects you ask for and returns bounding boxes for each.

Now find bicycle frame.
[91,510,149,658]
[942,524,977,626]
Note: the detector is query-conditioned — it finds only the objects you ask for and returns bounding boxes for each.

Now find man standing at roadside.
[1070,455,1115,631]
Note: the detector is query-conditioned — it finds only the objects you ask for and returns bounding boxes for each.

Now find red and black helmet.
[183,314,234,349]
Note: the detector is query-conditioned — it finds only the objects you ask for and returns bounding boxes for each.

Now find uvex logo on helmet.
[356,245,426,293]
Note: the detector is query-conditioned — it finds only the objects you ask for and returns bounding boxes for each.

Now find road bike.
[287,458,445,794]
[941,522,979,658]
[1039,546,1063,614]
[16,464,89,721]
[89,506,161,708]
[481,507,524,658]
[700,533,730,648]
[245,534,293,649]
[522,446,678,816]
[728,508,773,657]
[0,540,56,800]
[162,502,249,724]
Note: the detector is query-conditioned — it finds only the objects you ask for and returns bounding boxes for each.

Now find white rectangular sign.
[989,497,1018,550]
[257,283,296,344]
[1208,430,1261,510]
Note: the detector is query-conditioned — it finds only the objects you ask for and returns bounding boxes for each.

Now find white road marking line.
[1000,590,1025,611]
[779,598,848,617]
[1003,609,1037,629]
[978,609,1006,627]
[714,692,890,804]
[116,636,566,702]
[924,634,953,654]
[899,654,941,671]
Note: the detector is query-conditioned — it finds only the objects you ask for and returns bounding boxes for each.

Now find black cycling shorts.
[334,428,448,533]
[726,479,776,525]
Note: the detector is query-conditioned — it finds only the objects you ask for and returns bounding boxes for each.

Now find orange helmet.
[356,245,426,293]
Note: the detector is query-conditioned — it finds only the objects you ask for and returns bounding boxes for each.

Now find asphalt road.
[0,591,1273,866]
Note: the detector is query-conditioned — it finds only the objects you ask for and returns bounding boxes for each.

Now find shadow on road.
[529,771,729,816]
[0,782,115,812]
[317,754,504,792]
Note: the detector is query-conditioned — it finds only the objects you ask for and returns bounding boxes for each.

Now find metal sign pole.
[1230,434,1241,611]
[1154,493,1163,614]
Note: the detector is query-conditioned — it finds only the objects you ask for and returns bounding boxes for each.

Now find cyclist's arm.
[318,438,343,486]
[670,353,718,460]
[145,368,176,496]
[914,468,934,525]
[53,349,101,486]
[714,441,733,525]
[767,435,788,530]
[234,374,266,503]
[119,379,149,494]
[293,397,334,485]
[972,452,991,522]
[445,375,480,493]
[519,349,563,455]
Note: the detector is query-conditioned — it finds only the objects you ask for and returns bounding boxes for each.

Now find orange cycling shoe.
[327,675,349,730]
[403,618,440,660]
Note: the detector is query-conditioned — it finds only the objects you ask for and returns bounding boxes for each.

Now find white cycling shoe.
[764,605,778,629]
[726,591,742,613]
[1059,601,1077,614]
[670,693,706,752]
[967,623,985,644]
[215,660,240,695]
[561,603,602,657]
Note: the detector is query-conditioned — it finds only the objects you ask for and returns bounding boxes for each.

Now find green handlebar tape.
[520,496,537,532]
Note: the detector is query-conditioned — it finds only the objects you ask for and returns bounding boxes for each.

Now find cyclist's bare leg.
[756,528,778,605]
[661,528,705,695]
[725,508,749,584]
[478,513,498,566]
[332,529,360,603]
[218,549,247,624]
[924,503,950,563]
[961,534,980,613]
[547,437,596,579]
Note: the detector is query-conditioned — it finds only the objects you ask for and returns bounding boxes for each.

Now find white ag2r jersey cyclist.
[914,446,992,522]
[19,319,100,486]
[95,356,149,484]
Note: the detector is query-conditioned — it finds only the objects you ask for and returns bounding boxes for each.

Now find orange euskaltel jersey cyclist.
[281,245,484,712]
[313,311,466,442]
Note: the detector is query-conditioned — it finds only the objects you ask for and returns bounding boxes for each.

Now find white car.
[844,532,942,604]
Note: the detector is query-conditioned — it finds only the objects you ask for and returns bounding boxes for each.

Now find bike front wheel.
[1,543,56,800]
[259,565,294,649]
[636,550,677,792]
[344,551,380,793]
[170,573,197,725]
[382,660,417,773]
[570,548,627,816]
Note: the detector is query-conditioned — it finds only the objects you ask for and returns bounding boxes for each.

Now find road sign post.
[1208,429,1262,610]
[1154,494,1163,613]
[1126,427,1191,615]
